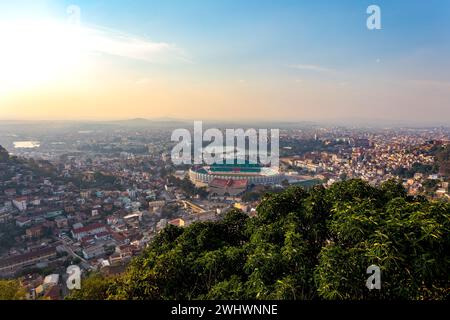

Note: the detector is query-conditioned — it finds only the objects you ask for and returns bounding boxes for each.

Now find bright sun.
[0,19,88,93]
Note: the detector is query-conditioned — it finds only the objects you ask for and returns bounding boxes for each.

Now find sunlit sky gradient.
[0,0,449,124]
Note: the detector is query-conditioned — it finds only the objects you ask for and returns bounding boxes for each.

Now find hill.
[0,145,9,162]
[69,179,450,300]
[0,146,57,184]
[435,145,450,177]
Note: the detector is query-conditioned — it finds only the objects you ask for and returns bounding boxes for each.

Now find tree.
[66,273,117,300]
[0,145,9,162]
[315,193,450,300]
[68,179,450,300]
[0,280,26,300]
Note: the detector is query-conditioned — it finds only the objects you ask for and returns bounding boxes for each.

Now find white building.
[43,274,59,289]
[82,244,105,260]
[12,198,27,212]
[71,223,107,241]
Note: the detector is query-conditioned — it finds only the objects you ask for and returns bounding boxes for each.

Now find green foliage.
[0,280,26,300]
[393,162,438,179]
[70,180,450,300]
[241,185,284,202]
[67,172,119,189]
[241,191,262,202]
[316,184,450,300]
[66,273,117,300]
[433,144,450,177]
[422,179,439,192]
[168,176,208,198]
[0,223,25,254]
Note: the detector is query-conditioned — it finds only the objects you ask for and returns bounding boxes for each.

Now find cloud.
[0,19,188,66]
[288,64,334,73]
[0,19,189,92]
[74,24,187,63]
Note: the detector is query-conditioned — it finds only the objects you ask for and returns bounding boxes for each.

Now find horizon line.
[0,117,449,128]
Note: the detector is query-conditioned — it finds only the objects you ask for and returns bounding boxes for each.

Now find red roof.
[232,179,248,188]
[210,179,229,188]
[209,178,248,189]
[16,216,32,223]
[95,231,111,238]
[0,246,57,268]
[44,285,62,300]
[73,223,106,234]
[168,218,184,226]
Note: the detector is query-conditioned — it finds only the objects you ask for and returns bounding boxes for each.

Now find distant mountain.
[106,118,189,128]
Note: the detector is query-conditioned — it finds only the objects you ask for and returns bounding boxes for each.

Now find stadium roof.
[209,178,248,189]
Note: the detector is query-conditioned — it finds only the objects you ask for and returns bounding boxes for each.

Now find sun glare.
[0,19,88,94]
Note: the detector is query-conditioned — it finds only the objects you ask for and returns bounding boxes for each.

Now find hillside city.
[0,122,449,299]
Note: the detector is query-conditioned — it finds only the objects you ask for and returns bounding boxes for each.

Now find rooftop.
[209,178,248,189]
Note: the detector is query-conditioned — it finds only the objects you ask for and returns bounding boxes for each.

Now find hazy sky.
[0,0,449,124]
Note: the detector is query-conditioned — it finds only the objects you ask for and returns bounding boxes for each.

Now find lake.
[13,141,40,149]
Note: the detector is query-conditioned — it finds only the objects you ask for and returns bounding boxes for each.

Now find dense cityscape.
[0,120,449,299]
[0,0,449,307]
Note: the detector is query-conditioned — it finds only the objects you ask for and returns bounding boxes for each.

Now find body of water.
[13,141,41,149]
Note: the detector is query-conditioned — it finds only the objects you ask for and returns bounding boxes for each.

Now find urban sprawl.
[0,122,449,299]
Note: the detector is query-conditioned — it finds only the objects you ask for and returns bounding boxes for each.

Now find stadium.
[189,162,284,196]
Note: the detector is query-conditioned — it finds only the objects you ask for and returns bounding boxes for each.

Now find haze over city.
[0,0,449,124]
[1,0,450,307]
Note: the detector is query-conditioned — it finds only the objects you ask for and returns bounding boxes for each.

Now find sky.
[0,0,449,124]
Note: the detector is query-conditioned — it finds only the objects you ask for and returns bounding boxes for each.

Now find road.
[54,236,89,265]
